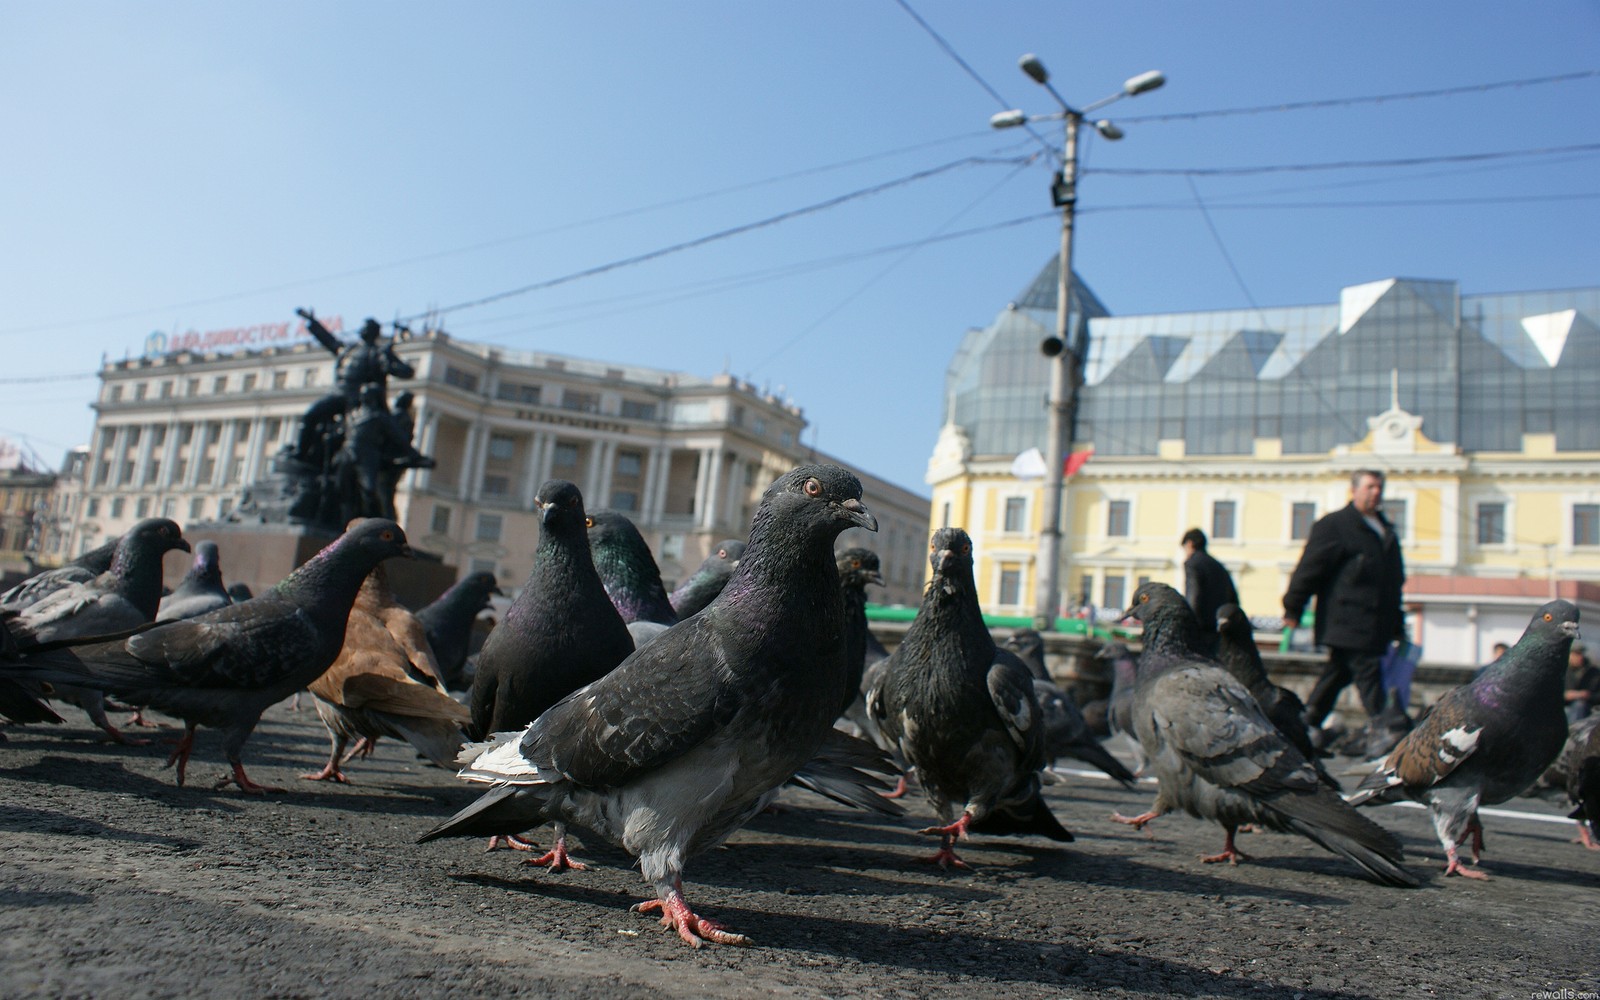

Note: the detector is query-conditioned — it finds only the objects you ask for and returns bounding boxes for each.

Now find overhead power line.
[1118,70,1600,123]
[1091,142,1600,177]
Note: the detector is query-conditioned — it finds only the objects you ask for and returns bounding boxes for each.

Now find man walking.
[1283,469,1407,749]
[1181,528,1238,627]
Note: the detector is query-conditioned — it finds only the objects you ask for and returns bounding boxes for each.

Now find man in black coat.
[1282,469,1407,739]
[1181,528,1238,628]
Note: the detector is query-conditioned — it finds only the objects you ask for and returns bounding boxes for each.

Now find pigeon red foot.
[1443,846,1489,880]
[918,812,973,870]
[1575,824,1599,851]
[164,724,198,785]
[1110,809,1160,831]
[633,882,748,948]
[215,762,287,794]
[484,834,538,852]
[882,773,912,800]
[521,837,589,872]
[124,709,169,729]
[299,760,350,783]
[1199,826,1252,865]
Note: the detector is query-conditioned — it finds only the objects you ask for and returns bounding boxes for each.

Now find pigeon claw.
[520,838,590,872]
[917,813,972,840]
[633,889,748,948]
[921,844,973,871]
[882,774,912,800]
[484,834,539,853]
[1443,849,1489,880]
[299,763,350,783]
[1110,810,1160,832]
[215,763,288,794]
[1199,828,1251,865]
[1576,824,1600,851]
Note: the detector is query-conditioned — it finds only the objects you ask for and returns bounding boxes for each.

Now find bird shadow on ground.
[0,756,246,812]
[451,872,1370,999]
[285,786,468,819]
[0,887,94,909]
[0,803,202,851]
[1425,855,1600,888]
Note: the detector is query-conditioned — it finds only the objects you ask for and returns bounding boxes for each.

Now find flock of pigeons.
[1,463,1596,949]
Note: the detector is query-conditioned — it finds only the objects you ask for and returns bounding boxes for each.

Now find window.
[561,390,598,413]
[272,371,287,389]
[86,498,99,517]
[127,426,141,447]
[1078,575,1094,608]
[481,474,510,496]
[162,498,176,518]
[941,502,951,528]
[1212,500,1237,540]
[552,442,579,468]
[469,559,497,577]
[616,451,642,478]
[1003,497,1027,533]
[241,374,257,391]
[660,534,684,562]
[1291,502,1316,541]
[1476,502,1506,545]
[999,566,1022,605]
[159,381,173,399]
[189,497,205,520]
[1103,574,1126,611]
[443,366,480,392]
[150,425,166,447]
[1107,500,1130,537]
[212,376,227,393]
[133,383,147,401]
[1575,504,1599,547]
[218,498,232,519]
[487,434,516,462]
[752,417,767,436]
[178,423,194,445]
[186,378,200,396]
[301,369,317,387]
[476,513,503,542]
[135,497,150,518]
[145,460,159,485]
[431,505,452,534]
[612,490,639,512]
[496,382,541,405]
[1384,498,1408,543]
[620,399,656,420]
[110,497,125,518]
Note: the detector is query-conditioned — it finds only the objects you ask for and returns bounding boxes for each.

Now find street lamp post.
[992,56,1164,631]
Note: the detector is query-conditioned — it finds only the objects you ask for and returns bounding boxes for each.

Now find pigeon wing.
[1151,664,1323,795]
[123,605,312,688]
[987,652,1048,771]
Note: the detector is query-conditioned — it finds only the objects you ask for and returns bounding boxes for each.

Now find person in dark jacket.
[1282,469,1407,736]
[1182,527,1238,628]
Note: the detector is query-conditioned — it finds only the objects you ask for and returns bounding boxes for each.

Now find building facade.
[929,267,1600,665]
[80,330,930,605]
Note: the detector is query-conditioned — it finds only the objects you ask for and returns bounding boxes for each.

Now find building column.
[242,416,268,485]
[590,439,617,509]
[536,434,558,487]
[521,432,548,509]
[212,420,238,490]
[640,445,667,523]
[456,422,481,501]
[157,421,180,489]
[132,424,156,491]
[700,449,724,529]
[413,407,437,491]
[109,426,130,489]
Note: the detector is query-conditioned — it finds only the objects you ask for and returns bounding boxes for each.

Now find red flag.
[1063,447,1094,477]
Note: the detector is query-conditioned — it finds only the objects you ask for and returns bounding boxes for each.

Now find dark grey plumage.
[0,535,120,613]
[421,465,877,947]
[0,519,414,791]
[1001,629,1053,682]
[1214,604,1334,788]
[1121,582,1417,887]
[588,510,677,628]
[414,571,500,690]
[1098,640,1146,775]
[0,621,63,729]
[869,527,1071,869]
[156,540,232,622]
[468,481,635,742]
[1566,717,1600,850]
[226,583,254,603]
[668,539,745,619]
[1351,599,1579,878]
[1031,677,1137,786]
[836,546,887,719]
[4,518,189,743]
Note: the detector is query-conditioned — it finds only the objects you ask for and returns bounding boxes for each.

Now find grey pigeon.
[668,538,745,619]
[869,527,1071,869]
[414,571,500,690]
[5,518,190,743]
[226,583,254,603]
[587,509,677,649]
[157,540,233,622]
[1351,599,1579,878]
[1098,641,1144,772]
[1118,582,1417,887]
[837,546,887,720]
[1031,676,1137,786]
[420,464,876,947]
[0,535,120,613]
[467,480,635,864]
[0,621,63,731]
[0,519,414,792]
[1214,604,1335,788]
[1541,714,1600,791]
[1565,718,1600,851]
[1000,628,1053,682]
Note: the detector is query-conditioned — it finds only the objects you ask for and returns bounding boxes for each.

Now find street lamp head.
[990,109,1027,130]
[1019,53,1049,85]
[1123,70,1166,96]
[1094,119,1125,141]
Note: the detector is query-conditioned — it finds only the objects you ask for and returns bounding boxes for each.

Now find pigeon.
[1031,676,1137,786]
[1000,628,1054,682]
[668,538,746,619]
[586,509,678,648]
[1541,714,1600,791]
[303,563,471,782]
[4,518,190,743]
[1350,599,1579,878]
[226,583,254,603]
[869,527,1071,869]
[156,540,233,622]
[836,546,887,720]
[0,519,414,792]
[1565,717,1600,850]
[1098,641,1144,773]
[1214,604,1334,787]
[0,535,121,613]
[414,571,500,690]
[1117,582,1417,886]
[420,464,877,947]
[467,480,635,862]
[0,621,64,732]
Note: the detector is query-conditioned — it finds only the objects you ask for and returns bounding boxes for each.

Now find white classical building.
[76,328,930,604]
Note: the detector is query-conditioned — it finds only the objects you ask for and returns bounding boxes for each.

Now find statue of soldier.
[292,309,416,465]
[336,383,432,522]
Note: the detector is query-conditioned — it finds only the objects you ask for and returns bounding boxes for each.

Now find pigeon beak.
[866,570,885,587]
[538,501,557,525]
[839,498,877,532]
[173,538,192,554]
[1561,621,1579,638]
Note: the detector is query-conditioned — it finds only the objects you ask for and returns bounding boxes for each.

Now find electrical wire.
[1091,142,1600,177]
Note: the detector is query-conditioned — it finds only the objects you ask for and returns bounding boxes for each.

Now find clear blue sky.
[2,2,1596,497]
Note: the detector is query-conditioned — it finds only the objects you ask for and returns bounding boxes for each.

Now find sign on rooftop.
[142,315,347,358]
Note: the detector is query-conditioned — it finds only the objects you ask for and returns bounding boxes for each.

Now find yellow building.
[928,273,1600,665]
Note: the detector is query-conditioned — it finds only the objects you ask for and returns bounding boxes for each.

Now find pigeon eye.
[959,544,971,555]
[803,478,822,497]
[585,517,595,529]
[1139,593,1149,603]
[380,530,395,542]
[851,559,861,569]
[1544,612,1553,621]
